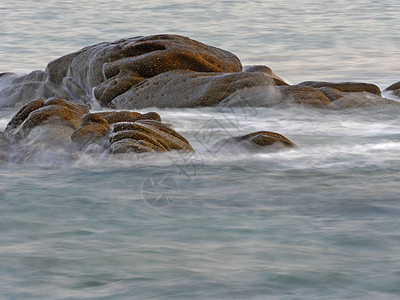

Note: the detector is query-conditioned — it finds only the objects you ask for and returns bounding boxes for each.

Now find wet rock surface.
[47,34,243,107]
[327,92,399,109]
[4,98,89,142]
[278,85,332,108]
[112,70,276,109]
[109,120,194,154]
[212,131,297,153]
[299,81,381,96]
[385,81,400,97]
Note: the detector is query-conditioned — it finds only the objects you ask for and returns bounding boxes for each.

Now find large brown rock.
[46,34,242,107]
[299,81,381,96]
[112,70,275,109]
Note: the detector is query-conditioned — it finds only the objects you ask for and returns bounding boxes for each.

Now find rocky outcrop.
[1,35,398,112]
[212,131,297,153]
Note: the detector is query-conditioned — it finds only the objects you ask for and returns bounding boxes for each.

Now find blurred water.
[1,1,400,299]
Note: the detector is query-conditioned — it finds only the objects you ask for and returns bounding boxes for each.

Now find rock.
[212,131,297,153]
[217,85,282,107]
[112,70,275,109]
[70,110,191,155]
[299,81,381,96]
[278,85,331,107]
[384,81,400,97]
[109,119,194,154]
[46,34,242,106]
[328,92,400,109]
[71,113,111,148]
[4,97,89,142]
[317,87,345,101]
[385,81,400,91]
[244,65,289,86]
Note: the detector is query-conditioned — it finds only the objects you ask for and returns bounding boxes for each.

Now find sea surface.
[1,1,400,299]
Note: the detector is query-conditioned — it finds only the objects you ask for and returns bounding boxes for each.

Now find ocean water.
[1,1,400,299]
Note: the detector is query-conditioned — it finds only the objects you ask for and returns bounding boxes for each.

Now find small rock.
[384,81,400,97]
[213,131,297,153]
[278,85,331,107]
[328,92,399,109]
[299,81,381,96]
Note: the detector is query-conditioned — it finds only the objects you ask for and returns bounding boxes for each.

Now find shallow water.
[1,1,400,299]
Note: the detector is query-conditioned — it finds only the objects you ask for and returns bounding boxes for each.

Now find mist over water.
[1,1,400,299]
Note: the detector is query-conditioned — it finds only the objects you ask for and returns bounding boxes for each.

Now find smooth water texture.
[1,1,400,299]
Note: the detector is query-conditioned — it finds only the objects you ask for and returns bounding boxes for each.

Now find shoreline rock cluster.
[0,34,399,163]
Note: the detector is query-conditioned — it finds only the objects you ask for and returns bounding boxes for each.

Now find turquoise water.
[1,1,400,299]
